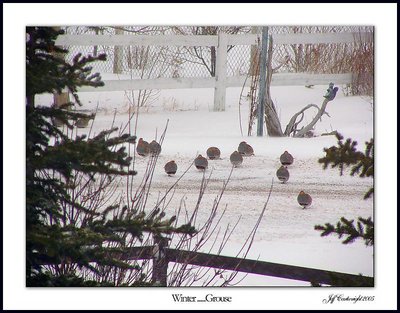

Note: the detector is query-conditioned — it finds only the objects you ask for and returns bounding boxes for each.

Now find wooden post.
[257,27,269,136]
[213,32,228,111]
[53,92,70,108]
[250,26,260,76]
[151,235,169,286]
[53,27,70,110]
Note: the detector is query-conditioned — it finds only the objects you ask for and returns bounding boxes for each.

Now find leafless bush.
[269,26,374,96]
[44,101,268,286]
[167,169,270,286]
[346,31,374,97]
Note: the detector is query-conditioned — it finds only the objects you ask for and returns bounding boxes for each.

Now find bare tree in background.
[172,26,251,77]
[108,26,184,109]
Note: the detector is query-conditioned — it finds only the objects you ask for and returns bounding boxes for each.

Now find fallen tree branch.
[284,104,320,136]
[293,98,330,138]
[284,83,338,137]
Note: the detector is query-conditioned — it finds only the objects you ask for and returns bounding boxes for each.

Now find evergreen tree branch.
[315,217,374,246]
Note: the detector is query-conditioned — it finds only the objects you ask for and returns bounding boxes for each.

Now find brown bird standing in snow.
[238,141,254,156]
[230,151,243,167]
[280,151,294,166]
[136,138,150,157]
[149,140,161,156]
[206,147,221,160]
[276,166,290,183]
[297,191,312,209]
[244,143,254,156]
[194,154,208,170]
[164,160,177,176]
[238,141,247,154]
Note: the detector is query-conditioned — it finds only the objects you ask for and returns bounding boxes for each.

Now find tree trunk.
[264,35,284,137]
[26,95,35,108]
[210,46,216,77]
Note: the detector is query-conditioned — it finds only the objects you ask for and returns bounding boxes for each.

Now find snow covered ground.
[37,84,374,286]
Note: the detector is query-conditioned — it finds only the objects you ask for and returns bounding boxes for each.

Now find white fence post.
[113,28,124,74]
[213,33,228,112]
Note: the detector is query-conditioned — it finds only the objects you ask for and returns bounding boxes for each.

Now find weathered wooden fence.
[40,239,373,286]
[55,31,372,111]
[88,242,373,287]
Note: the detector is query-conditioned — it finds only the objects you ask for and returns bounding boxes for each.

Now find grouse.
[164,160,177,176]
[149,140,161,156]
[280,151,294,166]
[230,151,243,167]
[136,138,150,157]
[276,166,290,183]
[297,191,312,209]
[194,154,208,170]
[206,147,221,160]
[238,141,254,156]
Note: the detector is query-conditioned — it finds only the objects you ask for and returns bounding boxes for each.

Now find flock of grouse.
[136,138,312,209]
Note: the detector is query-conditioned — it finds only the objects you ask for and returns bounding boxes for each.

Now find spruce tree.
[311,133,374,286]
[315,133,374,246]
[26,27,194,286]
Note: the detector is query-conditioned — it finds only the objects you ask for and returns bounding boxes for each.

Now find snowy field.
[37,84,374,286]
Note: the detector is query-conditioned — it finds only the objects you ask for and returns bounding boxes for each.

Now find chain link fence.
[62,25,373,96]
[63,26,252,78]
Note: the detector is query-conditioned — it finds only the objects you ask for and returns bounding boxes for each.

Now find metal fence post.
[257,27,269,136]
[213,32,228,111]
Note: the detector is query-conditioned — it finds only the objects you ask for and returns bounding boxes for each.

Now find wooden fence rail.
[55,32,372,47]
[56,32,371,111]
[39,244,373,286]
[165,248,373,286]
[76,73,353,92]
[55,245,371,286]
